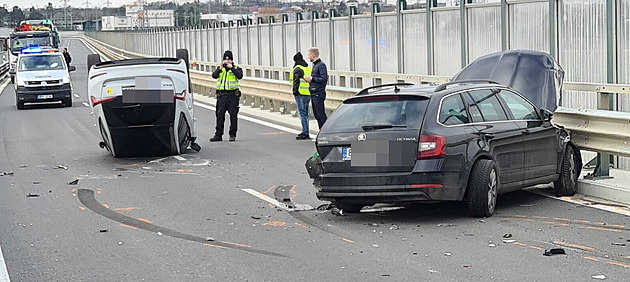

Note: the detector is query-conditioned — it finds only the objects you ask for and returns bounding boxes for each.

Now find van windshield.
[11,37,51,53]
[320,96,430,134]
[19,55,66,71]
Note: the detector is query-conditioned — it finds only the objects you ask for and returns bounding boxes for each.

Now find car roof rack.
[356,82,415,96]
[434,79,501,92]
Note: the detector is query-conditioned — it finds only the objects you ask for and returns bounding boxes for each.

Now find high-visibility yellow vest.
[217,66,240,90]
[290,65,311,96]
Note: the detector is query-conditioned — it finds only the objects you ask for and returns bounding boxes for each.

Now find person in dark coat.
[291,52,312,140]
[210,50,243,142]
[304,47,328,129]
[62,48,71,68]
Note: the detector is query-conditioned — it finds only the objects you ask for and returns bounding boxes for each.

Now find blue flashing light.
[21,46,43,54]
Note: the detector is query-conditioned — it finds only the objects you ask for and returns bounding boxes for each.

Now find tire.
[16,101,24,110]
[64,98,73,107]
[553,145,579,196]
[87,54,101,72]
[334,202,364,213]
[465,159,498,217]
[176,49,190,69]
[177,114,191,154]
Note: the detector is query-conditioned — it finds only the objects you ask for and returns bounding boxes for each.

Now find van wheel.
[177,114,191,154]
[87,54,101,71]
[16,102,24,110]
[465,159,498,217]
[334,202,364,213]
[554,145,579,196]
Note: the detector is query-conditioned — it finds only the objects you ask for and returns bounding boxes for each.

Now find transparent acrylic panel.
[403,12,428,75]
[619,0,630,169]
[433,10,461,76]
[260,25,271,66]
[559,0,607,110]
[272,24,284,66]
[239,28,249,65]
[222,27,230,53]
[354,17,373,72]
[377,15,398,73]
[333,18,350,71]
[214,29,222,62]
[249,26,259,65]
[285,24,297,67]
[468,6,501,62]
[201,29,208,62]
[315,21,331,65]
[509,2,549,52]
[231,27,239,63]
[299,22,312,55]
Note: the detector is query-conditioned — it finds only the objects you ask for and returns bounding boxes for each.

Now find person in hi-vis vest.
[210,50,243,142]
[291,52,312,140]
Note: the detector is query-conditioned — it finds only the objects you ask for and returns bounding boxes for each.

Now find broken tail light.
[418,135,446,159]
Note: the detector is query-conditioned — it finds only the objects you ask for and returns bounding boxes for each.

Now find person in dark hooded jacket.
[291,52,312,140]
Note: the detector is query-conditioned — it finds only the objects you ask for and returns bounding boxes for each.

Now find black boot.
[210,136,222,142]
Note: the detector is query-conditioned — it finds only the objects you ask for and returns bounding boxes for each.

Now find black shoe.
[210,136,222,142]
[229,136,236,142]
[296,133,310,140]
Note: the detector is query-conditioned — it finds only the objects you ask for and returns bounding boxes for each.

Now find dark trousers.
[215,91,240,137]
[311,95,327,129]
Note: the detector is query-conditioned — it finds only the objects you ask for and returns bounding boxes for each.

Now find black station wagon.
[306,50,582,217]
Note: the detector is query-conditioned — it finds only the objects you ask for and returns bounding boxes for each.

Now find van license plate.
[342,147,351,161]
[37,95,53,99]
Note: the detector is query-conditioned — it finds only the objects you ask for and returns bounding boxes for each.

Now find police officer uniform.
[210,50,243,142]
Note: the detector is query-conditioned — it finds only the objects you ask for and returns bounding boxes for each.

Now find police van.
[9,46,76,110]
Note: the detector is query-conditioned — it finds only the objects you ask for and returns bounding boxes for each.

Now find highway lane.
[0,36,627,281]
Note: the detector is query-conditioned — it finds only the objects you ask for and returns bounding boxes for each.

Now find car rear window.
[320,96,429,134]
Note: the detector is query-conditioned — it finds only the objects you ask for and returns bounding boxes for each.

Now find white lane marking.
[73,37,108,62]
[73,93,80,98]
[526,188,630,217]
[194,102,316,140]
[241,189,294,211]
[173,155,187,161]
[0,245,11,282]
[82,102,90,107]
[66,39,71,49]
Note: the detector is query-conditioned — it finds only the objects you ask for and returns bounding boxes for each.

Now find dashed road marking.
[0,245,10,282]
[82,102,90,107]
[173,156,187,161]
[73,93,80,98]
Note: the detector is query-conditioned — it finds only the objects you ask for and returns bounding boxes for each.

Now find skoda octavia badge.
[358,133,366,141]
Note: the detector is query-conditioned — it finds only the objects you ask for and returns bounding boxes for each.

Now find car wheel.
[16,101,24,110]
[177,114,191,154]
[465,159,498,217]
[553,145,578,196]
[334,202,364,213]
[87,54,101,71]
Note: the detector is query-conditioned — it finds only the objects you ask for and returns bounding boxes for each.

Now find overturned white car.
[87,49,200,157]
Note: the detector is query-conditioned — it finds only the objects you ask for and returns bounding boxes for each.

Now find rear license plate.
[342,147,351,161]
[37,95,53,99]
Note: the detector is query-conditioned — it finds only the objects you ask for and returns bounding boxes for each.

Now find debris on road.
[316,203,332,213]
[57,165,68,170]
[444,252,452,256]
[118,241,123,245]
[479,220,486,223]
[0,171,14,176]
[99,229,108,233]
[413,252,418,255]
[463,265,471,268]
[19,165,27,168]
[226,212,238,215]
[428,269,438,274]
[26,193,40,198]
[205,237,215,242]
[157,232,163,236]
[33,181,42,184]
[68,179,79,185]
[488,243,496,248]
[611,242,626,247]
[401,237,408,241]
[543,248,566,256]
[503,234,513,238]
[502,239,516,244]
[367,223,379,227]
[591,275,606,280]
[437,223,456,227]
[372,244,379,248]
[331,208,345,216]
[251,216,262,220]
[390,224,400,230]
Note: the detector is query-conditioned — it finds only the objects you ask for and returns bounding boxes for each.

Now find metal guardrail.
[83,35,630,159]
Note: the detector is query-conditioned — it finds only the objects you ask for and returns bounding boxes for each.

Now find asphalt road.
[0,37,628,282]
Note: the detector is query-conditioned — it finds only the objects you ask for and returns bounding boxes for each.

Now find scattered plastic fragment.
[479,220,486,223]
[226,212,238,215]
[444,252,452,256]
[543,248,566,256]
[463,265,471,268]
[99,229,108,233]
[0,171,14,176]
[19,165,27,168]
[591,275,606,280]
[26,193,40,198]
[502,239,516,243]
[331,208,344,216]
[488,243,496,248]
[437,223,456,227]
[33,181,42,185]
[372,244,379,248]
[503,234,513,238]
[157,232,163,236]
[381,274,391,277]
[57,165,68,170]
[611,242,626,247]
[390,224,400,230]
[401,237,408,241]
[428,269,438,274]
[205,237,215,242]
[68,179,79,185]
[368,223,379,227]
[251,216,262,220]
[412,252,418,255]
[118,241,123,245]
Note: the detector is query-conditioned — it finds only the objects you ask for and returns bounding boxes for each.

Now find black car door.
[497,89,560,181]
[464,89,525,189]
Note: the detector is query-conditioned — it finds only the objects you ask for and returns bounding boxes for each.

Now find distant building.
[101,1,174,30]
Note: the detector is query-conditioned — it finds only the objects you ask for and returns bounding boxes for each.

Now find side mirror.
[8,69,15,75]
[69,66,76,72]
[540,109,553,121]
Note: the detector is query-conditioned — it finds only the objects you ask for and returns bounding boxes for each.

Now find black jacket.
[292,60,308,95]
[211,64,243,92]
[309,59,328,97]
[63,52,71,66]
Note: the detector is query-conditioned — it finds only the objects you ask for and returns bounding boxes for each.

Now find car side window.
[439,94,469,125]
[498,90,540,120]
[467,90,508,122]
